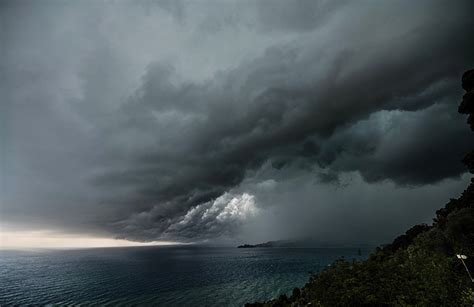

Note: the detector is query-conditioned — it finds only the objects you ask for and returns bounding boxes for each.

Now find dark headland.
[246,70,474,306]
[238,240,311,248]
[238,242,276,248]
[238,240,371,249]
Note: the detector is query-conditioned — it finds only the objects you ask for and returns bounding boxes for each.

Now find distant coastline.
[237,241,280,248]
[237,240,372,249]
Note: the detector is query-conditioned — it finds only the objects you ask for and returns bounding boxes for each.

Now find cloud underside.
[2,0,474,242]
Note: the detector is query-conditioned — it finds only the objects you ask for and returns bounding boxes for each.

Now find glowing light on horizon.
[0,230,179,249]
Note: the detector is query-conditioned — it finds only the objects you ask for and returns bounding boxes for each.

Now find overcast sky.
[1,0,474,246]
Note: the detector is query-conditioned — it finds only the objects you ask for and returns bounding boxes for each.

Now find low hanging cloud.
[164,193,258,241]
[315,103,472,185]
[2,0,474,243]
[109,193,258,241]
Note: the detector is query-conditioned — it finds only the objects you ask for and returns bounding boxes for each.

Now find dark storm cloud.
[237,171,472,245]
[255,0,347,32]
[318,103,472,185]
[2,0,474,242]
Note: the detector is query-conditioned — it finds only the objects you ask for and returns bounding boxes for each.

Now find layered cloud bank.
[2,0,474,243]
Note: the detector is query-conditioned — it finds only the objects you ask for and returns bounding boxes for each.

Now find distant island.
[247,69,474,306]
[237,243,270,248]
[238,240,371,249]
[238,240,296,248]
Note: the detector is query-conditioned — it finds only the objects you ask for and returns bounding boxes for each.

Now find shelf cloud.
[2,0,474,243]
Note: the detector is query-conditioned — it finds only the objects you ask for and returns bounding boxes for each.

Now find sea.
[0,245,371,306]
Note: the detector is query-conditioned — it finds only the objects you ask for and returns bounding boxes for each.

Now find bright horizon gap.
[0,230,181,249]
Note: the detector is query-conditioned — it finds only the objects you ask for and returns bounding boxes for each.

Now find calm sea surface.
[0,246,370,306]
